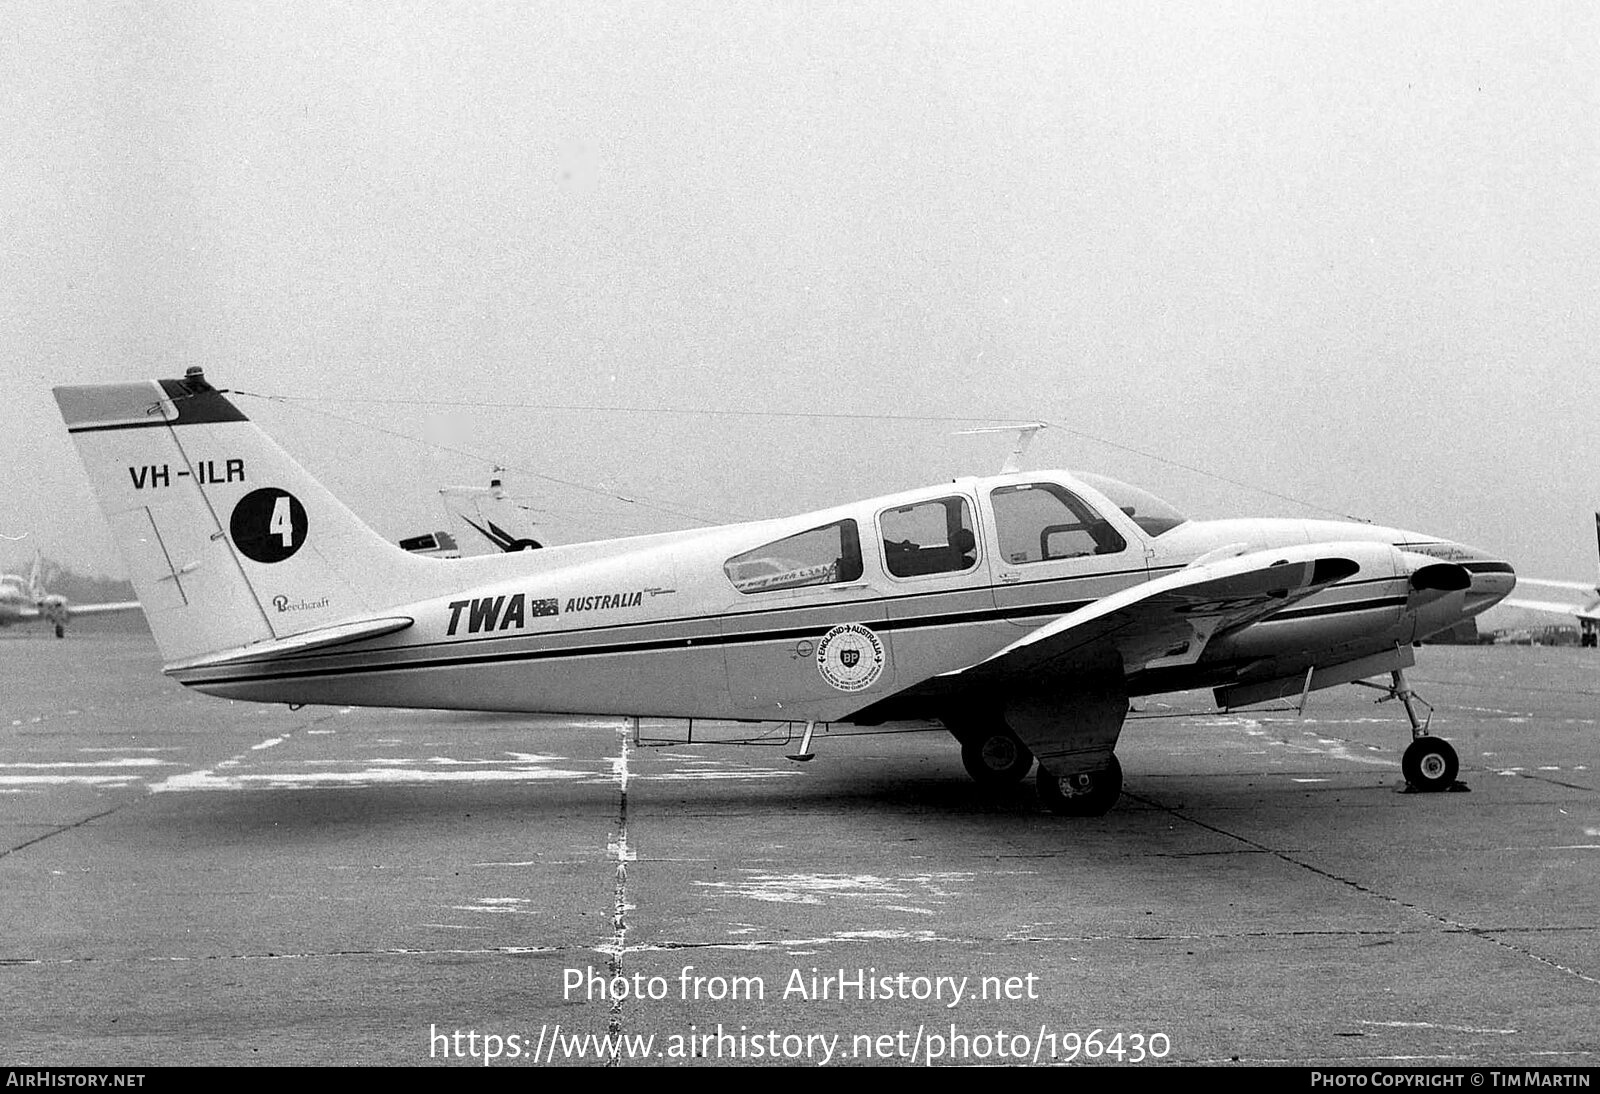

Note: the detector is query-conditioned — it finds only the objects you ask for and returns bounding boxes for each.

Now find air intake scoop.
[1409,561,1471,593]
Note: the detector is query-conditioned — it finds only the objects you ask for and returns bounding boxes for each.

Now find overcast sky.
[3,2,1596,628]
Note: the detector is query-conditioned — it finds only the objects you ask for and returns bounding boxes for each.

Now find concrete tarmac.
[2,630,1596,1067]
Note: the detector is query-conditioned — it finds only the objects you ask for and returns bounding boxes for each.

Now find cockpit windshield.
[1076,473,1189,537]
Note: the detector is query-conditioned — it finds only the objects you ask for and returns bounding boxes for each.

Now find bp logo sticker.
[815,623,885,693]
[230,488,307,564]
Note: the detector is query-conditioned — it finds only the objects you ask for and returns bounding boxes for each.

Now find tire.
[1402,737,1458,792]
[960,730,1034,785]
[1037,754,1123,816]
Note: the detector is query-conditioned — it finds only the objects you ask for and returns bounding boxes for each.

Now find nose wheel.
[1402,736,1459,792]
[1358,665,1463,793]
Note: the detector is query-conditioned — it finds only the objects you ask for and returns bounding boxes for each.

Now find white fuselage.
[166,471,1514,722]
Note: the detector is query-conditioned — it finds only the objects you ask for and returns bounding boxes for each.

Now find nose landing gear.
[1357,666,1462,793]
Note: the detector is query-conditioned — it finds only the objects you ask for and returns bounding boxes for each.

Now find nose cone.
[1420,543,1516,620]
[1463,556,1516,616]
[1396,539,1515,640]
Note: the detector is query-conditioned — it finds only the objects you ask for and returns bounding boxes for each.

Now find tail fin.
[440,476,545,554]
[27,550,45,601]
[54,369,432,665]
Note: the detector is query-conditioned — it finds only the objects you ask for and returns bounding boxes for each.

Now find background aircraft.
[0,552,141,638]
[399,474,545,559]
[1499,513,1600,647]
[54,368,1514,814]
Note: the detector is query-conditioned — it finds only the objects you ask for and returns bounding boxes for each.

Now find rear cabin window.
[879,496,979,578]
[991,483,1126,564]
[724,520,864,593]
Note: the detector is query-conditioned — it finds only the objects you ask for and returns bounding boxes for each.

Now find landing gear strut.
[1359,666,1459,792]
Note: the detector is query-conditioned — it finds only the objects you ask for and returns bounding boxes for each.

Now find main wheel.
[960,729,1034,786]
[54,623,65,639]
[1402,737,1458,792]
[1037,754,1122,816]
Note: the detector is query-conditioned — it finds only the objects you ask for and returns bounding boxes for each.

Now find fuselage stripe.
[174,588,1413,688]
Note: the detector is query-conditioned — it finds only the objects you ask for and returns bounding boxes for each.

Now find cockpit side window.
[724,520,864,594]
[879,496,978,578]
[1074,472,1189,537]
[991,483,1126,564]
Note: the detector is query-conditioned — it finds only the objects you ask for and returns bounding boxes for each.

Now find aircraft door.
[983,481,1150,628]
[873,493,1006,684]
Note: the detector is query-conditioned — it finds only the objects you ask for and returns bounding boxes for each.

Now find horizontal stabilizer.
[165,616,414,672]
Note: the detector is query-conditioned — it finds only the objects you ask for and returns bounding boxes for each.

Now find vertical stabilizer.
[440,476,544,554]
[27,550,45,602]
[54,369,435,665]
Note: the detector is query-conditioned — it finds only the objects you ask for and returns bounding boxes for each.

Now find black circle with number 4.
[230,488,308,563]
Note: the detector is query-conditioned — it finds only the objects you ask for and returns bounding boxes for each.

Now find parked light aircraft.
[0,552,141,638]
[53,368,1517,814]
[1500,513,1599,647]
[399,474,545,559]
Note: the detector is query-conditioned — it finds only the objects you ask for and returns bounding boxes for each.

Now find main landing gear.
[951,718,1036,786]
[945,698,1126,817]
[1036,755,1123,817]
[1359,667,1460,792]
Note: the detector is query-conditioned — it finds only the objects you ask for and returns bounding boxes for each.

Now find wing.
[1515,578,1598,593]
[1500,577,1600,620]
[1500,597,1597,614]
[954,541,1397,686]
[67,601,144,617]
[928,541,1398,780]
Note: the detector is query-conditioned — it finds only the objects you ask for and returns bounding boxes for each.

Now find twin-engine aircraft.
[54,369,1516,814]
[0,551,140,638]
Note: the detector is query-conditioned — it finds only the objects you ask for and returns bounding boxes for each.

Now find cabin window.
[879,496,979,578]
[724,520,864,593]
[991,483,1126,564]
